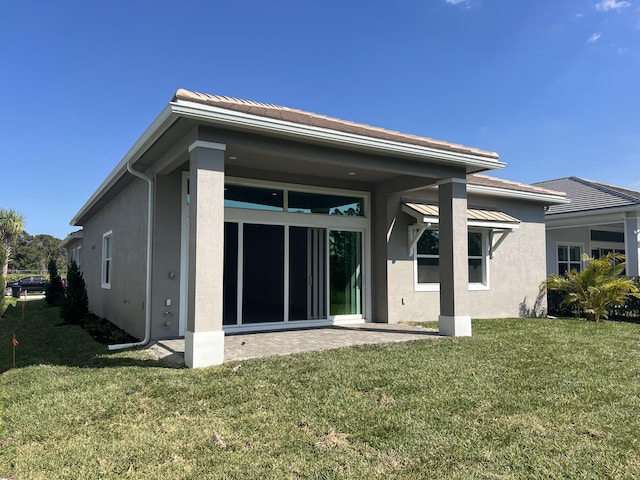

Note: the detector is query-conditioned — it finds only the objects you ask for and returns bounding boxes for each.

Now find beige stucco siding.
[386,194,548,323]
[82,179,148,339]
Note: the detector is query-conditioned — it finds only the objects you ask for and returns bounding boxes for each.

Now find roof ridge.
[571,177,640,204]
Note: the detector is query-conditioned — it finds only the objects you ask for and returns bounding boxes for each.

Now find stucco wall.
[386,193,549,323]
[151,169,183,338]
[544,226,590,275]
[82,179,148,339]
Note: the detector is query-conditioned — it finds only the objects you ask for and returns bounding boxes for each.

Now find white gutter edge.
[467,184,570,204]
[107,161,154,351]
[170,100,506,170]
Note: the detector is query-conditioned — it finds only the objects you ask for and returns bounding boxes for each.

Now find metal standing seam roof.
[533,177,640,215]
[174,89,501,160]
[403,202,521,225]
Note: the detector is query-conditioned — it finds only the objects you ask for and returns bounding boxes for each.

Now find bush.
[0,248,6,315]
[60,260,88,325]
[545,254,640,321]
[45,258,65,306]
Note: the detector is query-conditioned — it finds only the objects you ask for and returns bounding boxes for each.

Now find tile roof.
[533,177,640,215]
[468,173,566,197]
[173,89,500,160]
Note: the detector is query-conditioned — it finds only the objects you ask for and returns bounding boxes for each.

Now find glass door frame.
[223,185,370,332]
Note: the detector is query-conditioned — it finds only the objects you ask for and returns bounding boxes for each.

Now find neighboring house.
[533,177,640,277]
[67,89,567,368]
[60,230,83,267]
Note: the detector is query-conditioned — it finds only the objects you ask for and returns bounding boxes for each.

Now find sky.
[1,0,639,239]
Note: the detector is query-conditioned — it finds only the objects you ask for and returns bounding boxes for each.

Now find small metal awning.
[402,202,520,230]
[402,202,520,258]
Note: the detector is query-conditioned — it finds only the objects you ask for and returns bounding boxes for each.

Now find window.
[288,191,364,216]
[591,230,624,243]
[102,231,112,289]
[224,184,284,211]
[414,229,487,290]
[71,246,82,268]
[557,244,581,275]
[224,182,366,217]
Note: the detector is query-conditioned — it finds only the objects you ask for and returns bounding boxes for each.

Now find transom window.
[224,183,365,217]
[414,229,488,290]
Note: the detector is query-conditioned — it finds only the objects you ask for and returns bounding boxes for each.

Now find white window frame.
[71,245,82,268]
[102,231,112,289]
[556,242,583,275]
[221,178,371,332]
[413,227,489,292]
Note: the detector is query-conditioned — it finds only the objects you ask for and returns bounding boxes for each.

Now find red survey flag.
[12,336,18,347]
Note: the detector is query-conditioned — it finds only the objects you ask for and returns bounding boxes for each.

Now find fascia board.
[546,205,639,220]
[171,100,506,171]
[70,105,177,226]
[544,207,636,229]
[468,184,569,204]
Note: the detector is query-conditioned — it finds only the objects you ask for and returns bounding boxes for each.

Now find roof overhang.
[171,99,506,172]
[60,230,84,249]
[71,93,506,227]
[467,184,570,205]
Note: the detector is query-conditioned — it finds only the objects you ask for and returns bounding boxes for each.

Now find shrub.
[0,248,6,314]
[544,253,640,322]
[45,258,65,306]
[60,260,88,325]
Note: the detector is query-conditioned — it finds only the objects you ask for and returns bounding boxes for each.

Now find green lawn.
[1,299,639,479]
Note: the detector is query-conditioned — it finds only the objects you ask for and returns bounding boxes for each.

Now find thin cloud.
[587,32,602,42]
[595,0,631,12]
[445,0,471,5]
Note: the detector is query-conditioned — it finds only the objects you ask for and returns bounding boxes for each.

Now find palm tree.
[544,253,640,322]
[0,208,25,279]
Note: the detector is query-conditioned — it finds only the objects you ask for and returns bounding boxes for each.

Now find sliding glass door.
[329,230,362,316]
[223,222,364,326]
[290,227,327,320]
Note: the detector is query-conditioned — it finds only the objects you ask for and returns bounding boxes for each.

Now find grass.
[1,300,640,479]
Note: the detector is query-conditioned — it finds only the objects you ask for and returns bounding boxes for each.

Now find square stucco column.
[624,213,640,277]
[438,177,471,337]
[184,140,226,368]
[371,188,392,323]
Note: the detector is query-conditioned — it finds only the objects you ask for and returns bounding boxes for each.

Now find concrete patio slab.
[148,323,441,366]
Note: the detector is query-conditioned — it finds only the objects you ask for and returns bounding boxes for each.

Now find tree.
[60,260,88,325]
[45,258,65,306]
[12,232,65,273]
[0,208,24,278]
[544,253,640,322]
[0,247,6,314]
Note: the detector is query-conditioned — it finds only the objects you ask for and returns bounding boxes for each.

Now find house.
[60,230,83,267]
[533,177,640,277]
[67,89,567,368]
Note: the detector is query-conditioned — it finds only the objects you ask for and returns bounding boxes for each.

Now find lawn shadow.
[0,299,186,372]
